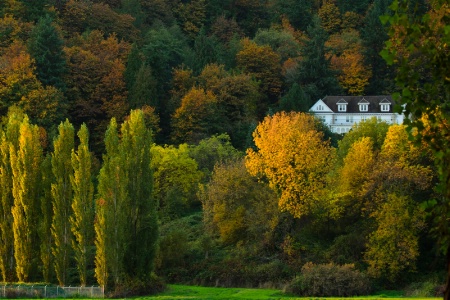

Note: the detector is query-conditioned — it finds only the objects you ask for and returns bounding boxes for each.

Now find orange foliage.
[246,112,335,218]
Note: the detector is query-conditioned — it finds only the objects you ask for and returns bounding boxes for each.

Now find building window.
[317,105,323,111]
[359,104,368,112]
[381,104,390,111]
[346,115,353,123]
[338,104,347,112]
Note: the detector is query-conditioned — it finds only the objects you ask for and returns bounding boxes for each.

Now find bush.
[108,274,165,298]
[286,262,372,297]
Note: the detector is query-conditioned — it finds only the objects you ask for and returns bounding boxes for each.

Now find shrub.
[286,262,372,297]
[108,274,165,298]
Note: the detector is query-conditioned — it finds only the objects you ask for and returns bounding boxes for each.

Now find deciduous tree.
[236,38,282,106]
[10,115,43,281]
[246,112,335,218]
[0,108,25,282]
[201,158,278,245]
[51,119,75,286]
[70,124,94,286]
[171,87,219,144]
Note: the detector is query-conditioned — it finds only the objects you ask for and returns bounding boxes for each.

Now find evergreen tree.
[128,64,158,109]
[70,124,94,286]
[95,118,128,287]
[297,17,342,102]
[10,115,43,282]
[271,0,313,31]
[51,120,75,286]
[279,83,312,112]
[28,14,66,90]
[120,110,158,279]
[361,0,394,94]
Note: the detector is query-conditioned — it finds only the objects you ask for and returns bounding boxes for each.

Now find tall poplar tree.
[95,111,158,288]
[51,120,75,286]
[95,118,128,287]
[10,115,43,282]
[40,154,54,283]
[0,109,24,282]
[120,110,158,279]
[70,124,94,286]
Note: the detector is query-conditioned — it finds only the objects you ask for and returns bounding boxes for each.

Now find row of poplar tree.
[0,108,158,288]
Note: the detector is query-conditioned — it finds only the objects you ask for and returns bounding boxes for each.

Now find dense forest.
[0,0,448,297]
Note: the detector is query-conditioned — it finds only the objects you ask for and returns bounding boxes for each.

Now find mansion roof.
[319,95,395,114]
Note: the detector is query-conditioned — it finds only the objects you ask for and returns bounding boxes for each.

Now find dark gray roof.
[321,95,394,113]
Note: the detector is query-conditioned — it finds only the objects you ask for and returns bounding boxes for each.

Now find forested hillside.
[0,0,446,297]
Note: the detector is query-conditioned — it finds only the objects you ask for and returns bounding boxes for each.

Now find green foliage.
[51,119,75,286]
[188,133,242,180]
[201,158,278,245]
[39,154,54,283]
[27,14,66,89]
[297,17,342,102]
[10,115,43,282]
[286,262,372,297]
[253,28,301,63]
[381,1,450,269]
[336,117,390,163]
[361,0,394,94]
[96,110,158,288]
[270,0,313,31]
[151,143,203,219]
[95,118,127,287]
[0,108,26,282]
[120,109,158,280]
[142,24,190,99]
[365,194,425,282]
[279,83,311,113]
[70,123,94,286]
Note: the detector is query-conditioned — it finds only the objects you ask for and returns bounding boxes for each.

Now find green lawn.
[139,285,441,300]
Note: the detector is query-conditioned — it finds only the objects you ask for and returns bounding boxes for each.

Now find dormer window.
[380,104,390,111]
[337,99,347,112]
[358,98,369,112]
[379,98,391,112]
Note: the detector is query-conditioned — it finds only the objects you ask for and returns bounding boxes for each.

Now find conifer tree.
[361,0,394,94]
[70,124,94,286]
[28,14,66,89]
[297,17,342,102]
[51,120,75,286]
[10,115,43,282]
[95,118,128,287]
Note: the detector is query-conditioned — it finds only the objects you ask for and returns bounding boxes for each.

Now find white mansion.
[309,95,404,134]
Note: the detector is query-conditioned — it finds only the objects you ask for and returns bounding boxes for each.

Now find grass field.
[138,285,442,300]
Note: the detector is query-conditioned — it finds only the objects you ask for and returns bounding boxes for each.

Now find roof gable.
[358,98,369,104]
[309,99,333,112]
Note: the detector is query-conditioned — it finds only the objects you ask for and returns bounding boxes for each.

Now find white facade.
[310,96,404,134]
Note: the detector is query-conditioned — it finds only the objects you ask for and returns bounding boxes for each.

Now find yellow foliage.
[339,137,375,198]
[245,111,335,218]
